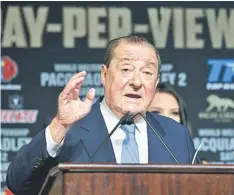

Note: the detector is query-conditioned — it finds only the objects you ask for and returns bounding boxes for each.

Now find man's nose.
[129,71,142,89]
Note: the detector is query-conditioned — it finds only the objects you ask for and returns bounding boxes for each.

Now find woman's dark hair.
[155,83,193,136]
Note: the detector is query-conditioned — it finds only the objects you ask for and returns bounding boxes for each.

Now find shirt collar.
[100,97,146,133]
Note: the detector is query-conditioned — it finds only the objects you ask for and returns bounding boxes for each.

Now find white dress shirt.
[46,98,148,163]
[100,99,148,163]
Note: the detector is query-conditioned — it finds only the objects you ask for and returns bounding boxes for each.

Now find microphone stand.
[132,113,180,164]
[87,111,130,163]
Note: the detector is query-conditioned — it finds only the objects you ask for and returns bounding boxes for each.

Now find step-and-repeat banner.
[1,1,234,191]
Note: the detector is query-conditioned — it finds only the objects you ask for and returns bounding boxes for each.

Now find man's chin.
[123,107,144,115]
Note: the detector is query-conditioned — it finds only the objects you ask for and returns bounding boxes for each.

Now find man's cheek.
[145,86,155,95]
[117,80,128,91]
[145,90,155,102]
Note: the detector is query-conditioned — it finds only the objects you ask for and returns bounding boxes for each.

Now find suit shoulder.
[149,112,187,133]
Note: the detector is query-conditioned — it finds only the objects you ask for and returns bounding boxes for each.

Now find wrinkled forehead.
[113,41,158,65]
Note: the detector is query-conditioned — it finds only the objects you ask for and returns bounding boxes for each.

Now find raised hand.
[49,71,95,143]
[57,71,95,126]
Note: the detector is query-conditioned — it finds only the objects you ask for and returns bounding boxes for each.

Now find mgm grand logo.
[198,94,234,123]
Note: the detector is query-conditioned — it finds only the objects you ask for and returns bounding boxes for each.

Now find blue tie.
[120,124,140,163]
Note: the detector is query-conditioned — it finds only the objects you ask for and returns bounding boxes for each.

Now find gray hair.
[103,35,161,73]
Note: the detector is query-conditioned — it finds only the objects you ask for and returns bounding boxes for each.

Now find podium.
[40,164,234,195]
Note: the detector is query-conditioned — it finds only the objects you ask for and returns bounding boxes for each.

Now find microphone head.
[121,112,134,125]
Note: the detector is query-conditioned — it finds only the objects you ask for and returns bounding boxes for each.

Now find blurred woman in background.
[149,83,211,164]
[148,83,193,137]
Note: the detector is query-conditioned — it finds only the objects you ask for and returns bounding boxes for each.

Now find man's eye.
[144,71,152,75]
[121,69,130,72]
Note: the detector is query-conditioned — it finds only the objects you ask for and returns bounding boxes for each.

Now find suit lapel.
[147,112,169,163]
[79,98,116,163]
[69,102,174,164]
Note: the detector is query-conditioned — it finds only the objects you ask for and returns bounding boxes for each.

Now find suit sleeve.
[6,129,58,195]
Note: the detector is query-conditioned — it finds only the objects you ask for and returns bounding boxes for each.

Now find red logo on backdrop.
[1,110,39,124]
[1,56,18,83]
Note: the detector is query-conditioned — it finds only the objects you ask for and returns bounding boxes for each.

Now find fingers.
[61,71,87,100]
[84,88,95,108]
[69,71,86,85]
[62,77,84,99]
[72,88,79,99]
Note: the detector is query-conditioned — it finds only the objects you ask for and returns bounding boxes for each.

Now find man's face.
[101,42,159,118]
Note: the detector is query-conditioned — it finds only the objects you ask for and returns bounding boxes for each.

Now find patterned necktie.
[120,124,140,163]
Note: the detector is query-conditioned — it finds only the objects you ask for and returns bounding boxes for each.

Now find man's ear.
[101,64,108,87]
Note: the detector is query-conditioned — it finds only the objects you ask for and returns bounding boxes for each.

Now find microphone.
[130,112,180,164]
[192,142,204,164]
[121,113,134,125]
[87,111,132,163]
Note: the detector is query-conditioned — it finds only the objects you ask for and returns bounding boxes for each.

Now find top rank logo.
[206,59,234,90]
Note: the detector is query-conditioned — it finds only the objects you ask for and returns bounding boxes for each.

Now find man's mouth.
[125,94,142,99]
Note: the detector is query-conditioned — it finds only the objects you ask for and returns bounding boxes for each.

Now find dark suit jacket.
[7,98,196,194]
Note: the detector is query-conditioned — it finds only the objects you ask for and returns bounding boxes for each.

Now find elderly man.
[7,36,196,194]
